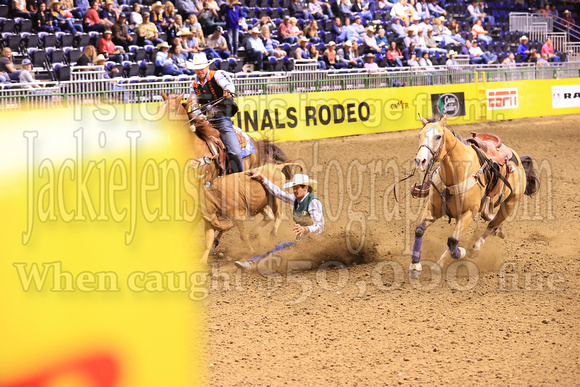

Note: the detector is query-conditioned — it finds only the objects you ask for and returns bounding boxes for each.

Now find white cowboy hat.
[156,41,170,49]
[344,40,353,47]
[283,174,318,190]
[251,27,260,34]
[366,25,375,32]
[520,35,528,41]
[191,53,211,70]
[95,54,107,62]
[446,50,457,58]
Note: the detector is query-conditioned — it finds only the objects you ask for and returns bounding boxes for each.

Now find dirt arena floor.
[201,114,580,386]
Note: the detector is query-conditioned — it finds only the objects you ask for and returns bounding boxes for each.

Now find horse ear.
[439,114,447,127]
[177,92,185,102]
[161,91,168,101]
[418,114,429,126]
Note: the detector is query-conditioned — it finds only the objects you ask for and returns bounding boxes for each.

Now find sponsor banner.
[0,106,202,386]
[487,88,519,110]
[552,85,580,109]
[430,92,466,117]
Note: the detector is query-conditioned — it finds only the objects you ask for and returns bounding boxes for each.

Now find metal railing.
[1,63,579,111]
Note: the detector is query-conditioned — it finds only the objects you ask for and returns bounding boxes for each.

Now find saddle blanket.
[234,126,255,159]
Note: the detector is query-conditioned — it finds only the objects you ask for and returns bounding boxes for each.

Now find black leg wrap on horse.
[447,237,458,251]
[415,224,426,238]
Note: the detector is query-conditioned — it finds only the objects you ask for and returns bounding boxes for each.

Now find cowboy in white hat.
[235,170,325,270]
[190,53,243,173]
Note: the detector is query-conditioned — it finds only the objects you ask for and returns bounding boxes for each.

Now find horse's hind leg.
[472,196,518,258]
[235,220,256,256]
[201,223,215,265]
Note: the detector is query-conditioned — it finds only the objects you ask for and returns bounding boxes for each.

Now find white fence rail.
[1,64,579,111]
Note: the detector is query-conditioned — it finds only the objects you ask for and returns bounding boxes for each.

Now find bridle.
[394,125,458,205]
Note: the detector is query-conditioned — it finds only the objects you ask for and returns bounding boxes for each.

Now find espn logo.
[487,88,519,110]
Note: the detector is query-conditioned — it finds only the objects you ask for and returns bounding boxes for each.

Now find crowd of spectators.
[0,0,578,84]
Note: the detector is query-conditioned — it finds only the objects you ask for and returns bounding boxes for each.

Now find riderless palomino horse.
[404,114,539,279]
[158,92,288,183]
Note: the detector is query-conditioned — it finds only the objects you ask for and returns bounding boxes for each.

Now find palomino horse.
[158,92,289,183]
[407,114,539,279]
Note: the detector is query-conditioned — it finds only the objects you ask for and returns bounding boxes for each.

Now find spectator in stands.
[424,26,446,55]
[407,52,419,67]
[363,26,382,54]
[364,53,380,70]
[445,49,459,68]
[130,3,143,29]
[169,15,186,41]
[150,2,166,30]
[85,1,112,32]
[198,0,222,30]
[351,0,372,24]
[419,51,435,70]
[176,0,200,19]
[391,0,412,26]
[164,2,177,26]
[536,52,549,66]
[100,0,119,25]
[223,0,241,57]
[95,54,120,78]
[427,0,445,18]
[502,52,516,68]
[562,10,575,29]
[0,48,21,81]
[206,26,230,59]
[288,17,303,37]
[33,2,57,33]
[18,59,40,88]
[290,0,314,21]
[437,16,463,45]
[418,15,431,34]
[416,0,430,19]
[76,45,97,66]
[26,0,38,14]
[172,44,194,74]
[308,0,333,21]
[294,36,310,59]
[402,41,417,60]
[376,28,388,51]
[278,16,299,44]
[342,16,360,41]
[339,0,353,18]
[246,27,268,71]
[323,41,346,68]
[12,0,32,18]
[254,16,276,33]
[50,0,82,35]
[517,35,535,62]
[156,41,183,75]
[112,14,132,52]
[336,40,354,67]
[185,14,204,44]
[386,41,404,66]
[541,37,560,62]
[70,0,90,20]
[469,39,496,63]
[415,28,429,56]
[303,20,321,42]
[98,30,128,63]
[331,17,347,43]
[447,18,461,37]
[540,4,549,17]
[471,18,492,44]
[261,26,287,58]
[137,13,163,46]
[173,30,195,58]
[467,0,494,26]
[351,15,366,35]
[404,27,416,48]
[309,43,327,69]
[549,4,558,19]
[390,16,406,44]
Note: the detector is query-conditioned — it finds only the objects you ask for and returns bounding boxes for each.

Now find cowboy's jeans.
[210,116,244,173]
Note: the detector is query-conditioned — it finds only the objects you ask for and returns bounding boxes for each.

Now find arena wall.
[234,78,580,142]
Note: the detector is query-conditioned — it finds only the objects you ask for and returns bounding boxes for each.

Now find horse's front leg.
[438,210,474,267]
[410,202,442,279]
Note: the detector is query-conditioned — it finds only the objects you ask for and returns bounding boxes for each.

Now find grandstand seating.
[0,0,577,87]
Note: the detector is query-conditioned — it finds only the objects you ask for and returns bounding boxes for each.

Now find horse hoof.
[457,247,466,259]
[409,263,422,279]
[409,270,422,279]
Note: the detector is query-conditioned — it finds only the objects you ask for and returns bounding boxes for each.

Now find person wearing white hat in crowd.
[155,41,184,75]
[245,26,269,71]
[445,49,459,68]
[235,171,325,270]
[517,35,535,62]
[95,54,120,78]
[190,53,243,173]
[19,59,41,89]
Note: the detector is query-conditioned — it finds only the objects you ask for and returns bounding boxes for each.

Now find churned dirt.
[202,114,580,386]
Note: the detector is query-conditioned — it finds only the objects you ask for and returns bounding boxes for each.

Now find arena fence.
[1,63,579,111]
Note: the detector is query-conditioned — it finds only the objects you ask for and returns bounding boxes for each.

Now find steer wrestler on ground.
[235,170,325,270]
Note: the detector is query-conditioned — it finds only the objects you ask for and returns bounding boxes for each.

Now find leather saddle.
[201,125,248,175]
[465,132,517,221]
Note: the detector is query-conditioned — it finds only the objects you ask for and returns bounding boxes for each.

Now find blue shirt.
[156,50,173,67]
[517,43,529,60]
[223,4,240,30]
[247,36,266,52]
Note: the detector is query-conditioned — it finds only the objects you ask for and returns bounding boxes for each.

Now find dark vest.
[293,193,319,226]
[192,70,239,117]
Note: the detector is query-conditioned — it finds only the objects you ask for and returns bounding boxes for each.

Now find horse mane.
[195,118,220,138]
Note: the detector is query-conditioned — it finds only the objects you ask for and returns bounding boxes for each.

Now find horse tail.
[520,155,540,196]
